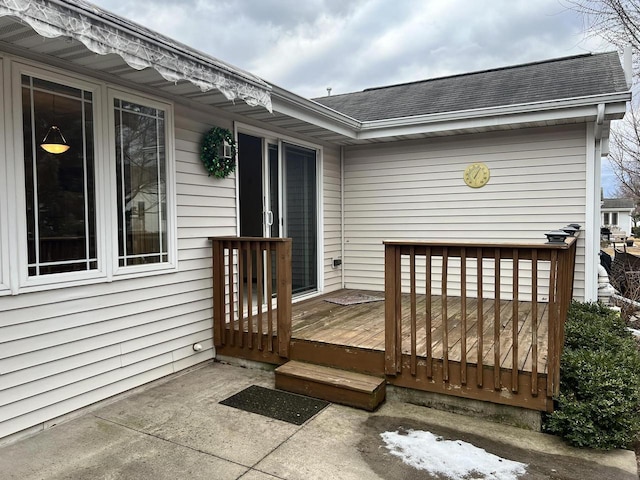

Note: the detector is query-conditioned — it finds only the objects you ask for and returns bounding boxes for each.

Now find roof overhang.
[0,0,273,111]
[266,85,630,145]
[355,92,630,140]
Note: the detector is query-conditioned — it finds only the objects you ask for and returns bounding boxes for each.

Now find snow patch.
[627,327,640,337]
[380,429,527,480]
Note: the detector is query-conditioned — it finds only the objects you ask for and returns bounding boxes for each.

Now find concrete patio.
[0,361,636,480]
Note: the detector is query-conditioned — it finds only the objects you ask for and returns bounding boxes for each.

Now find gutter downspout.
[586,104,606,301]
[340,146,345,288]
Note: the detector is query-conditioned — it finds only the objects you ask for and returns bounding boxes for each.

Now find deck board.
[287,289,548,374]
[223,288,549,375]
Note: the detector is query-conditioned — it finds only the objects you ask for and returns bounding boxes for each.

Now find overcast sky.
[89,0,620,194]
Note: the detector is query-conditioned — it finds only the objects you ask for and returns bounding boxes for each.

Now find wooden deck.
[290,289,549,375]
[217,288,552,411]
[211,236,578,413]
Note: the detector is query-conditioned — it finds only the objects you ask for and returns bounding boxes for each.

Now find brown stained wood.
[237,242,244,347]
[384,237,577,258]
[494,248,501,390]
[227,245,235,345]
[430,296,462,359]
[385,244,400,375]
[512,249,519,393]
[461,248,467,385]
[257,242,264,352]
[246,243,254,349]
[477,248,484,387]
[219,287,553,412]
[217,332,284,366]
[547,250,558,398]
[275,361,386,411]
[287,290,549,374]
[391,356,550,412]
[478,299,513,366]
[500,301,532,370]
[395,247,402,374]
[267,247,274,353]
[323,301,389,347]
[277,240,292,358]
[276,361,385,393]
[426,248,433,379]
[212,232,579,414]
[520,302,550,375]
[531,251,538,395]
[289,339,386,376]
[212,240,225,347]
[410,247,417,375]
[442,247,449,382]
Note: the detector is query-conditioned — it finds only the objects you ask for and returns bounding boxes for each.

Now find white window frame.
[12,63,108,291]
[107,88,177,278]
[3,58,178,294]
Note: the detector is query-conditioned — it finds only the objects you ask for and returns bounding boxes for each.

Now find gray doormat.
[219,385,329,425]
[324,292,385,306]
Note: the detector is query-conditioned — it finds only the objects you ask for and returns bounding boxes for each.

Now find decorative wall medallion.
[463,162,490,188]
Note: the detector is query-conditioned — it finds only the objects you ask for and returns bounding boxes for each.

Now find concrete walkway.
[0,361,636,480]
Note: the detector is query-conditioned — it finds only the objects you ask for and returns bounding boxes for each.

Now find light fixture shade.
[40,126,70,154]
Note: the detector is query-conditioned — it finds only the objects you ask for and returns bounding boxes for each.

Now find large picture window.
[114,98,168,267]
[10,66,176,292]
[21,75,96,276]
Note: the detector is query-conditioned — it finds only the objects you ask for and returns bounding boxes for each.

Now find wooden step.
[275,360,386,411]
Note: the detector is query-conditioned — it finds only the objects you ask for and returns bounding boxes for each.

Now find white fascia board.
[356,93,630,140]
[271,88,360,139]
[270,87,629,141]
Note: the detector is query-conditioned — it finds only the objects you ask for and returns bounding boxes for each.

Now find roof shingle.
[602,198,636,209]
[313,53,628,122]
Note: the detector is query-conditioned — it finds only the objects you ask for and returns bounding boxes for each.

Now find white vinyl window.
[604,212,610,225]
[110,90,176,275]
[21,75,98,277]
[7,63,176,292]
[114,99,167,266]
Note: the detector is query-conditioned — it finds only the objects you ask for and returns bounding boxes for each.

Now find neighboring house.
[601,198,635,235]
[0,0,631,442]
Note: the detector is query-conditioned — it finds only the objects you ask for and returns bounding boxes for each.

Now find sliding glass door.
[283,143,317,294]
[238,133,318,296]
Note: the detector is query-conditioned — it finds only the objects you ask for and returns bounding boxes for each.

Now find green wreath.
[200,127,237,178]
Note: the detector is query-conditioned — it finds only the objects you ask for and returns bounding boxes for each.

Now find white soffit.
[0,0,273,112]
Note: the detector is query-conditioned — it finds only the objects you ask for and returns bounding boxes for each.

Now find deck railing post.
[276,239,292,358]
[385,243,400,375]
[212,239,225,347]
[547,250,559,398]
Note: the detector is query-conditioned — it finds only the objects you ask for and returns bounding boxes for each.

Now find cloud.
[92,0,613,98]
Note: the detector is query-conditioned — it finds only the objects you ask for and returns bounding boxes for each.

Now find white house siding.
[322,145,342,293]
[0,103,236,441]
[342,125,587,300]
[0,82,346,441]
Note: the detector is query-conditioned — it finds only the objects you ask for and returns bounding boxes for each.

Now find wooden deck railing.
[384,235,578,401]
[211,237,292,358]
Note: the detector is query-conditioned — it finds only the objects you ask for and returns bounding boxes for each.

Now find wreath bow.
[200,127,237,178]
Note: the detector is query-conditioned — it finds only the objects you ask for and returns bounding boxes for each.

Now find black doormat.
[220,385,329,425]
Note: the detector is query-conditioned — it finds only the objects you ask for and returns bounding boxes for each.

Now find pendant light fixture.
[40,91,70,154]
[40,125,70,154]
